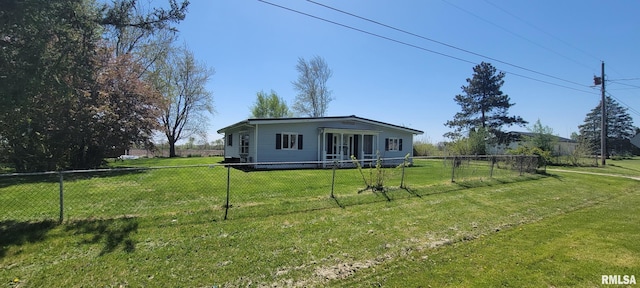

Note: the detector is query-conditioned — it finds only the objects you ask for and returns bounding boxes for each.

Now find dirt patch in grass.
[270,237,459,287]
[315,260,379,281]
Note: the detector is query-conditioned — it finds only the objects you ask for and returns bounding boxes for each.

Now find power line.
[609,78,640,82]
[600,63,639,85]
[449,1,637,94]
[608,81,640,90]
[606,91,640,119]
[504,70,597,95]
[608,87,640,91]
[442,0,596,74]
[304,0,592,89]
[482,0,601,67]
[259,0,595,94]
[257,0,476,65]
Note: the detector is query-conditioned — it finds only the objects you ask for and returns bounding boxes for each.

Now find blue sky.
[173,0,640,143]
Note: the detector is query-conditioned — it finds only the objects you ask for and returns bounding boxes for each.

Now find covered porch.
[318,128,379,167]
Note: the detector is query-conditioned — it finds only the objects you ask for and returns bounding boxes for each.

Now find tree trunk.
[169,138,177,157]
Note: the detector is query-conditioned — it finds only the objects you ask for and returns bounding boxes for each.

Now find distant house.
[216,115,424,168]
[487,131,577,156]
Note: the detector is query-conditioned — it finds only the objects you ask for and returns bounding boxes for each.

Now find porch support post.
[360,134,364,161]
[317,129,320,164]
[360,133,365,166]
[340,133,344,162]
[321,129,326,167]
[254,124,259,163]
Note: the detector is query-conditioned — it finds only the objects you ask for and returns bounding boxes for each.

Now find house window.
[276,133,303,150]
[226,133,233,146]
[385,138,402,151]
[239,133,249,154]
[283,134,296,149]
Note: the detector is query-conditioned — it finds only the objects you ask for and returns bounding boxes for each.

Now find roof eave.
[216,120,253,134]
[217,115,424,135]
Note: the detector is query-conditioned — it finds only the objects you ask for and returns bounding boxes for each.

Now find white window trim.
[281,132,298,150]
[239,133,249,154]
[388,137,400,151]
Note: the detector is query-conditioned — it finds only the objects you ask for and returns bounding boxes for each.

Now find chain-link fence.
[1,155,540,223]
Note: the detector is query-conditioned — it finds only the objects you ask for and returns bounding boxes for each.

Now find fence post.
[400,157,406,189]
[58,172,64,224]
[331,161,337,198]
[451,156,456,183]
[490,156,495,178]
[224,166,230,220]
[519,156,524,176]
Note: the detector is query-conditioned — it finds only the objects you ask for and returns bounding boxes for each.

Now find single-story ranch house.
[217,115,424,168]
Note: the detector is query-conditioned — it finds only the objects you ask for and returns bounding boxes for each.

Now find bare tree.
[292,56,333,117]
[150,46,214,157]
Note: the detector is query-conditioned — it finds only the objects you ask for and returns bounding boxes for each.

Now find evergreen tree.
[445,62,527,143]
[578,96,636,155]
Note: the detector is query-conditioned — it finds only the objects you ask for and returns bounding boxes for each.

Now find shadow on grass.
[540,172,565,181]
[402,186,422,198]
[0,173,60,189]
[378,190,392,202]
[225,183,457,220]
[331,195,345,209]
[607,163,640,173]
[226,187,425,220]
[65,217,138,256]
[0,219,58,259]
[0,168,149,189]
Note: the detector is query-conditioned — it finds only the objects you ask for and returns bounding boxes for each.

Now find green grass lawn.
[549,157,640,177]
[337,171,640,287]
[108,155,224,167]
[1,157,529,222]
[0,157,638,287]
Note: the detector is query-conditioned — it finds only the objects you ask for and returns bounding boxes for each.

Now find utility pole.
[600,61,606,166]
